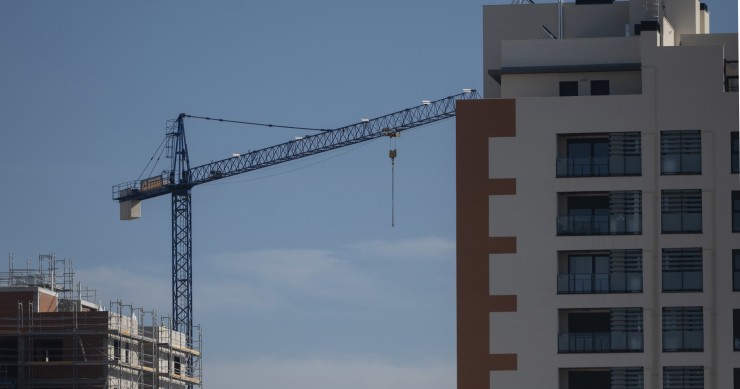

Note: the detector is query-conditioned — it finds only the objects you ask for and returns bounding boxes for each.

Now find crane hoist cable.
[384,128,399,227]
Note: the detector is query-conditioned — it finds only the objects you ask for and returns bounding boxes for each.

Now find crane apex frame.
[112,89,480,350]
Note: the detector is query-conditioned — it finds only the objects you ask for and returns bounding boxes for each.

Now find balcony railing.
[556,156,641,177]
[556,157,608,177]
[557,215,641,235]
[558,331,643,353]
[557,273,642,294]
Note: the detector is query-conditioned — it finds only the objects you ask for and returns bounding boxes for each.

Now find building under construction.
[0,254,201,388]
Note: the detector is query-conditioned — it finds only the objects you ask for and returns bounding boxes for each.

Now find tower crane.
[111,89,479,350]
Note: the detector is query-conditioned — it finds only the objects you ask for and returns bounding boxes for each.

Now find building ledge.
[488,63,641,84]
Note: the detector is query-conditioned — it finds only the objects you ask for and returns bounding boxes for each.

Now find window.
[560,81,578,96]
[661,189,702,233]
[558,249,642,294]
[558,308,643,353]
[556,132,641,177]
[33,338,63,362]
[662,248,702,292]
[113,339,120,361]
[0,338,17,363]
[558,191,642,235]
[562,137,609,176]
[611,368,644,389]
[174,356,182,375]
[664,367,703,389]
[734,250,740,292]
[735,368,739,389]
[562,368,643,389]
[734,309,740,351]
[661,130,701,175]
[559,194,609,235]
[663,307,703,352]
[726,60,738,92]
[591,80,610,95]
[568,370,610,389]
[732,132,738,174]
[734,192,740,232]
[563,253,610,293]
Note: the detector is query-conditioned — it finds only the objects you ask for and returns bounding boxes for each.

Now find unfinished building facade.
[0,254,202,388]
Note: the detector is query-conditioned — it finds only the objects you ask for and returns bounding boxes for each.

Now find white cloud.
[347,236,455,261]
[73,236,455,320]
[74,266,169,313]
[195,248,381,313]
[194,236,454,314]
[205,356,455,389]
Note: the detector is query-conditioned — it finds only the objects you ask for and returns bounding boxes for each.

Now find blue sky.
[0,1,736,388]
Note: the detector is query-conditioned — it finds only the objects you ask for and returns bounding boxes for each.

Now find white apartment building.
[456,1,738,388]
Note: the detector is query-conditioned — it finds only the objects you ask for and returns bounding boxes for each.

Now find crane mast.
[112,89,479,356]
[168,115,194,347]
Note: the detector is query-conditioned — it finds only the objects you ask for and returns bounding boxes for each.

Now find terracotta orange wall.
[456,99,518,389]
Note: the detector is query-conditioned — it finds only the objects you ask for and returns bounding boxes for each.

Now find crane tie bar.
[183,114,330,132]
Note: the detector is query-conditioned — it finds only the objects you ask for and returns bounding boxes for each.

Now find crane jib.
[112,90,478,205]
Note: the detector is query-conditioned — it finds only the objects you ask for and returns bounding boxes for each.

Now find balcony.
[556,156,641,177]
[557,214,641,235]
[556,132,641,178]
[557,272,642,294]
[557,191,642,236]
[557,157,608,177]
[558,331,643,353]
[558,250,643,294]
[559,308,643,354]
[561,368,644,389]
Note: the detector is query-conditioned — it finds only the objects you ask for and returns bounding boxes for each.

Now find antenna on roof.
[511,0,535,4]
[558,0,564,38]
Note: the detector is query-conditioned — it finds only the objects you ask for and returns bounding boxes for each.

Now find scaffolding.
[0,255,202,388]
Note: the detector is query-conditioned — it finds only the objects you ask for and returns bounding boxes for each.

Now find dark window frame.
[732,132,738,174]
[734,250,740,292]
[113,339,120,361]
[661,130,701,175]
[733,192,740,232]
[557,249,643,294]
[662,307,704,352]
[568,370,611,389]
[556,132,641,178]
[560,81,578,96]
[663,366,704,389]
[591,80,610,95]
[734,309,740,352]
[662,248,703,292]
[661,189,702,234]
[559,308,643,353]
[558,191,642,236]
